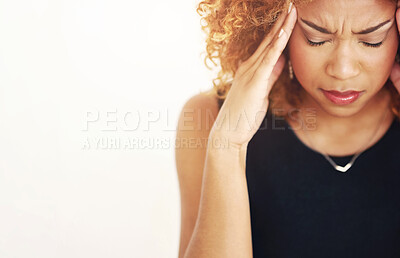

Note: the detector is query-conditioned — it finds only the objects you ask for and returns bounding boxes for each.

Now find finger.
[269,54,286,84]
[239,3,292,70]
[390,61,400,93]
[246,4,296,77]
[396,6,400,33]
[253,5,297,84]
[268,2,295,39]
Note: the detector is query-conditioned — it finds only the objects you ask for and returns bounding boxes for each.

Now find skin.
[176,6,298,258]
[176,3,400,257]
[286,0,400,156]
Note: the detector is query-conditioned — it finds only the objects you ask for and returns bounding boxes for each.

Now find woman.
[175,0,400,257]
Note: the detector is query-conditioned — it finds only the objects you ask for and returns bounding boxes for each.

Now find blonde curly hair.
[197,0,400,120]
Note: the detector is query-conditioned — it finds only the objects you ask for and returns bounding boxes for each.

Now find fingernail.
[288,2,293,14]
[278,28,285,38]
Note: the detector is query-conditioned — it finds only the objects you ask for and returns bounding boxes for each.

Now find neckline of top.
[279,113,398,160]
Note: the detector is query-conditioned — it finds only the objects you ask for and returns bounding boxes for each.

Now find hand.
[209,3,297,149]
[390,3,400,93]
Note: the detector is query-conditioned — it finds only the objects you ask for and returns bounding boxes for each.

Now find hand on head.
[390,5,400,93]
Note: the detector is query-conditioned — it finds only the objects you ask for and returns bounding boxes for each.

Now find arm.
[183,140,252,258]
[175,93,252,258]
[177,3,297,257]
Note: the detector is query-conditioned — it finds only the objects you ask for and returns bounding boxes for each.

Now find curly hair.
[196,0,400,120]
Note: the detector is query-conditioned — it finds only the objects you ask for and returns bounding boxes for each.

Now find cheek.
[365,53,392,80]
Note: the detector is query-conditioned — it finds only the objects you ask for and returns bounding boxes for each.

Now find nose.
[326,43,360,81]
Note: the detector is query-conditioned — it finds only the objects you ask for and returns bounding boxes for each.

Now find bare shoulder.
[175,88,220,180]
[175,89,220,258]
[176,89,220,136]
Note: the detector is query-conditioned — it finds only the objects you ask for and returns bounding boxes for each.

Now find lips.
[321,89,363,105]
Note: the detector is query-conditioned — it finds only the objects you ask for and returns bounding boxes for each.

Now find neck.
[288,86,395,157]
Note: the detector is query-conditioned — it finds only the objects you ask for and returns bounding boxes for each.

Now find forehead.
[297,0,396,29]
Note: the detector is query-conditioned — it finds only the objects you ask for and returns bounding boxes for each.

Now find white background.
[0,0,216,257]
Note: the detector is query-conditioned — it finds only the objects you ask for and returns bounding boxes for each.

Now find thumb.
[390,61,400,93]
[269,54,287,85]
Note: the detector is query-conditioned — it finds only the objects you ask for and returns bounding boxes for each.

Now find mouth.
[320,89,364,105]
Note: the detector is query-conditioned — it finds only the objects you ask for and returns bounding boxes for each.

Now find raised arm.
[176,3,297,257]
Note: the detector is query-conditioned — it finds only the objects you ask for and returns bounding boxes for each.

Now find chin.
[317,103,366,118]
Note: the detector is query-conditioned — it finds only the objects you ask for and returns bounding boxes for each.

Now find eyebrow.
[299,18,393,35]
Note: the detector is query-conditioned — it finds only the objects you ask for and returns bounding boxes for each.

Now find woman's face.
[288,0,398,117]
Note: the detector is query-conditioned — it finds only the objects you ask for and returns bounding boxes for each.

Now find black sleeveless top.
[245,108,400,258]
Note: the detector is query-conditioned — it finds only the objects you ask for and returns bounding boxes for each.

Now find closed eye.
[306,39,383,48]
[306,39,326,46]
[362,41,383,48]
